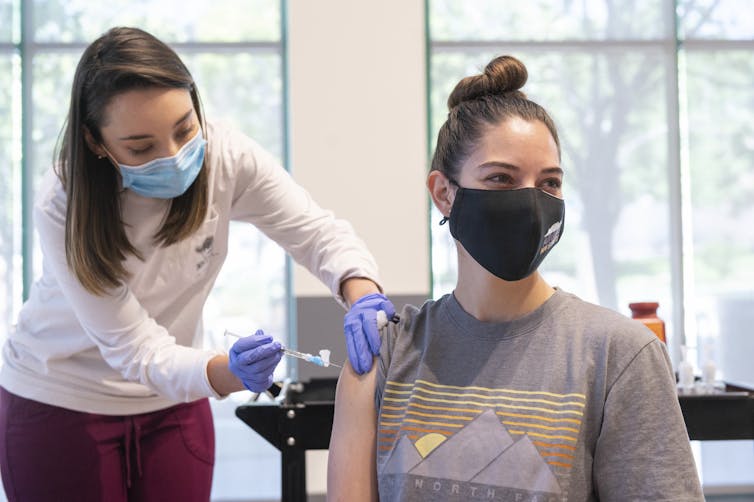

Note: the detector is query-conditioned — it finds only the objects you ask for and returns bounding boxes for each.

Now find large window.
[680,0,754,491]
[0,0,20,357]
[1,1,286,500]
[428,0,753,493]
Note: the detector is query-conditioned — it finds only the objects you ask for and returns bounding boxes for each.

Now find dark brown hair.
[430,55,560,180]
[55,26,208,295]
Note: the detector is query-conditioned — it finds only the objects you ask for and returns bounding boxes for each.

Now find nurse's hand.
[344,293,396,374]
[228,330,283,393]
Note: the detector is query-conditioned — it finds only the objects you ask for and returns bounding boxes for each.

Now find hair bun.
[447,55,528,109]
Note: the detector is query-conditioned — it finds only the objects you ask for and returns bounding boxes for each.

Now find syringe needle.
[223,330,341,368]
[281,347,309,359]
[282,347,342,368]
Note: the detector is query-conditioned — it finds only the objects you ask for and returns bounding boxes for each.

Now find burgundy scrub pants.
[0,387,214,502]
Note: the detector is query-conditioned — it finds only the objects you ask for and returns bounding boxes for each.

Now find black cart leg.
[282,446,306,502]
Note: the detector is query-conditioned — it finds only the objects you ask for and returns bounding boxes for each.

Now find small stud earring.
[97,155,104,159]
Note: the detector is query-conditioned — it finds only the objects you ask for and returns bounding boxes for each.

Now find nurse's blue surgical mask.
[443,182,565,281]
[104,128,206,199]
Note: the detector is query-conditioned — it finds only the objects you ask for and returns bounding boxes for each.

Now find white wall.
[288,0,429,299]
[287,0,428,496]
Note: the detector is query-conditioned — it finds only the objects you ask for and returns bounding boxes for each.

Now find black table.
[678,381,754,440]
[235,378,337,502]
[236,378,754,501]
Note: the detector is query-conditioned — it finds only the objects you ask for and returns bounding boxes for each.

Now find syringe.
[223,330,341,368]
[280,346,340,368]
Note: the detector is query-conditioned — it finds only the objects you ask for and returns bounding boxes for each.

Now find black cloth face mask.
[445,185,565,281]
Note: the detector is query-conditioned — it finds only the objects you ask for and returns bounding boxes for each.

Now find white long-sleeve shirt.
[0,120,380,415]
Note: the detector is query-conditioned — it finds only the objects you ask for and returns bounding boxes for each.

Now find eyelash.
[127,125,196,156]
[542,178,562,189]
[128,146,151,155]
[486,175,562,190]
[488,174,514,184]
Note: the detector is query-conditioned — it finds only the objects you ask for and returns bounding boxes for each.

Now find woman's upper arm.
[327,359,379,502]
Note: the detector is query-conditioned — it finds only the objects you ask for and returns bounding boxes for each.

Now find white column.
[288,0,429,299]
[287,0,428,496]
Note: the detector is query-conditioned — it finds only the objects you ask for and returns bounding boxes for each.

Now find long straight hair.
[55,27,209,295]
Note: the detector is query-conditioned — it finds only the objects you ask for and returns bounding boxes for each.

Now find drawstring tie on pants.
[123,417,143,488]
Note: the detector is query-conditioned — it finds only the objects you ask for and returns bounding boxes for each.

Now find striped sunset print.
[379,379,586,470]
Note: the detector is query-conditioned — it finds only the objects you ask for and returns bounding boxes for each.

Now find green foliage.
[183,52,282,155]
[429,0,667,41]
[686,51,754,209]
[32,0,280,43]
[0,55,15,328]
[617,256,668,277]
[694,239,754,286]
[0,0,14,42]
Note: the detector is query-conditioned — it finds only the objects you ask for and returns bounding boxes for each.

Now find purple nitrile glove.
[228,329,283,393]
[344,292,396,374]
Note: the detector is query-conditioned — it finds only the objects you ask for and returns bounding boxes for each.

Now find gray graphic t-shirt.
[375,289,703,501]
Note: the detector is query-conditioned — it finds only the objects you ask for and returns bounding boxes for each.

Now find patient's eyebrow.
[477,162,562,175]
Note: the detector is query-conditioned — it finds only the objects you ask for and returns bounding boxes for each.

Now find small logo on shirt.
[195,236,214,272]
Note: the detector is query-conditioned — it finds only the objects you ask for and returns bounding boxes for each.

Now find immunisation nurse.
[0,26,394,502]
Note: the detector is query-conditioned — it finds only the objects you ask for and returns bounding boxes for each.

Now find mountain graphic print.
[377,379,586,501]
